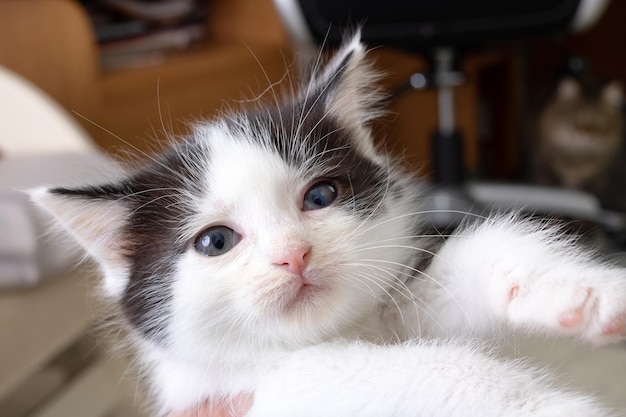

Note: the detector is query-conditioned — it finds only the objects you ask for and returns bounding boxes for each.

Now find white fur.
[249,341,612,417]
[136,142,626,416]
[30,37,626,417]
[421,215,626,344]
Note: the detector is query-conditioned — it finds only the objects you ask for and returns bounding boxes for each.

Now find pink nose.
[274,245,311,275]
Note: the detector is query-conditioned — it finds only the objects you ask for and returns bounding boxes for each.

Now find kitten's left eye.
[303,181,339,211]
[193,226,240,256]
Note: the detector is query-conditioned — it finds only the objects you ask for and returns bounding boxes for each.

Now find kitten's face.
[169,123,414,354]
[32,37,422,361]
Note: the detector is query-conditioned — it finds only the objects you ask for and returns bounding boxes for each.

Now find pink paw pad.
[559,309,585,328]
[558,289,592,329]
[602,316,626,336]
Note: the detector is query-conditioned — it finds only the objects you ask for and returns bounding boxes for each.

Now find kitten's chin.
[274,283,342,340]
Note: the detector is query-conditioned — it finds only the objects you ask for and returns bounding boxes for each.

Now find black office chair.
[273,0,623,231]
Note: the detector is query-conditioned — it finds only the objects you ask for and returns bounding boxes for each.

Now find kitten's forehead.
[205,128,299,209]
[227,99,368,172]
[183,109,390,235]
[195,103,375,192]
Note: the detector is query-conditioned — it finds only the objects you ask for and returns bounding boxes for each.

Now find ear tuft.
[556,78,581,102]
[29,186,131,297]
[601,81,623,108]
[315,31,366,87]
[306,31,385,127]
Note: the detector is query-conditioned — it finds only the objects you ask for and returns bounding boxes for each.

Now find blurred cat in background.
[535,74,624,192]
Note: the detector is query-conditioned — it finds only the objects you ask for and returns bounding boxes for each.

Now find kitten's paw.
[505,267,626,345]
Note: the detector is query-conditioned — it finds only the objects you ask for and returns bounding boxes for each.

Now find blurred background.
[1,0,626,416]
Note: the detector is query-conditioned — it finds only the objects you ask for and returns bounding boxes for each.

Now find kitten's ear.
[557,78,581,102]
[601,81,623,108]
[308,32,384,127]
[30,185,130,297]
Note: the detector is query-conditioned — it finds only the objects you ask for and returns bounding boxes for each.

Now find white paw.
[505,266,626,345]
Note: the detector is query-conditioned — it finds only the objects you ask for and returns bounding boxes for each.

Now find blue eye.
[303,181,339,211]
[194,226,240,256]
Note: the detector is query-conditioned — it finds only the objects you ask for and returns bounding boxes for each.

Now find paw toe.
[602,315,626,336]
[558,309,585,328]
[558,288,592,329]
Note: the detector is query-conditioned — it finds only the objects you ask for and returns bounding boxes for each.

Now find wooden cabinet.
[0,0,488,176]
[0,0,293,159]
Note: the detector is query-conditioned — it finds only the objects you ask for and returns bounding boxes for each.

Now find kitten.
[32,35,626,417]
[535,76,624,192]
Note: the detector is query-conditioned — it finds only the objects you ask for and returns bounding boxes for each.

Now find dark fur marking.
[230,98,390,218]
[120,145,207,339]
[53,142,207,340]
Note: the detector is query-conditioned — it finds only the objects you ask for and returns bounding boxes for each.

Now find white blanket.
[0,152,118,289]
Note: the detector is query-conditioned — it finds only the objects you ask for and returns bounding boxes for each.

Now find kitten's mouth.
[257,269,330,316]
[281,273,327,313]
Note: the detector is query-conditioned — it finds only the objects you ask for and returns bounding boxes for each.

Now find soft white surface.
[0,192,38,287]
[501,337,626,413]
[0,65,115,287]
[0,65,93,156]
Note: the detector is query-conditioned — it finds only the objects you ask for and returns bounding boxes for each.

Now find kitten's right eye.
[303,181,339,211]
[193,226,240,257]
